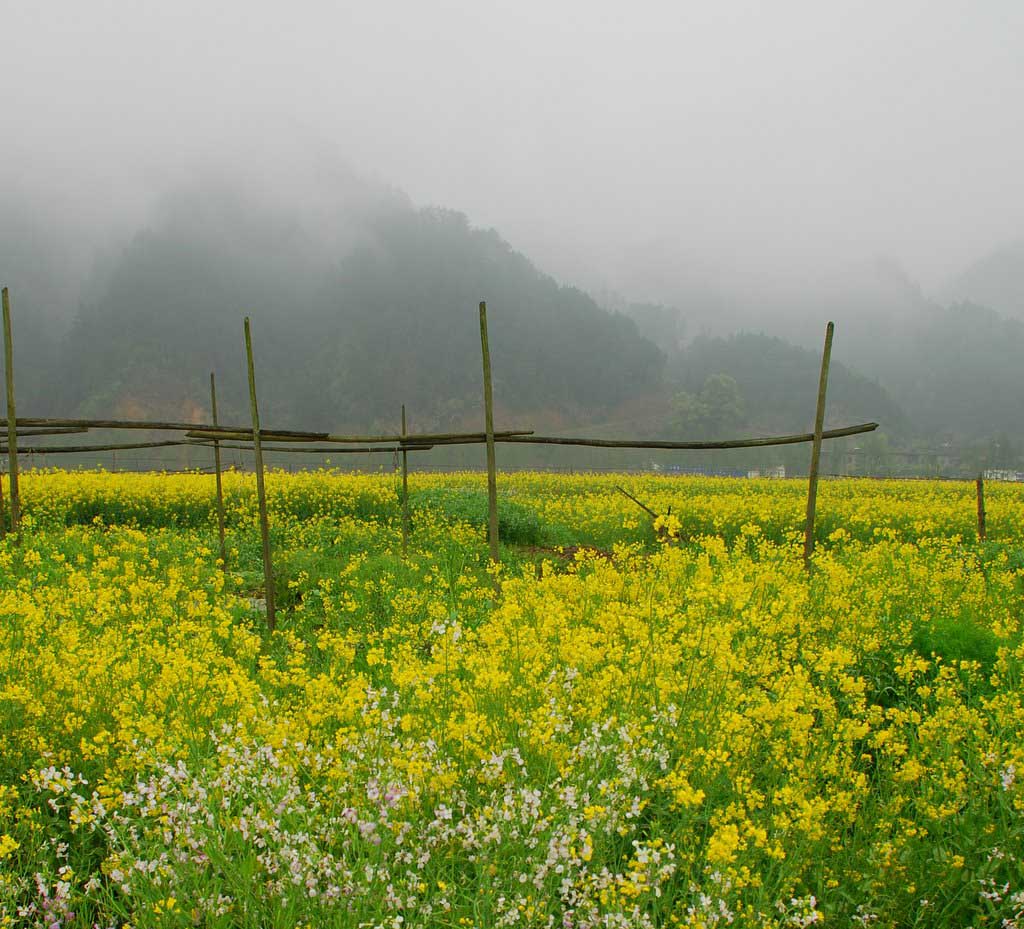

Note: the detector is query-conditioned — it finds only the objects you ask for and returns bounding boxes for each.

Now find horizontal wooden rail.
[8,417,330,439]
[1,440,194,454]
[400,433,532,447]
[16,427,90,437]
[186,428,534,444]
[3,418,877,455]
[496,421,878,450]
[3,440,436,456]
[5,418,532,445]
[184,441,436,454]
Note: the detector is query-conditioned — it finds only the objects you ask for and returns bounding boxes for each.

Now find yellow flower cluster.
[0,468,1021,928]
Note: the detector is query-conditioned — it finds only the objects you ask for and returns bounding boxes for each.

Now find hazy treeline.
[622,251,1024,471]
[2,172,1023,474]
[6,177,662,430]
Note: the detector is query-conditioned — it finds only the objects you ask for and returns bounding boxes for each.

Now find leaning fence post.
[244,317,277,631]
[803,321,834,569]
[976,475,986,542]
[2,288,20,535]
[401,404,410,557]
[479,301,500,569]
[210,372,228,568]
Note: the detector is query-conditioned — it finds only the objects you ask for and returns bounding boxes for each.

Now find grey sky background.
[3,0,1022,306]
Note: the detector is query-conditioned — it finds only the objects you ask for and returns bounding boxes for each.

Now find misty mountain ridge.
[2,163,1022,462]
[943,239,1024,320]
[598,251,1024,454]
[672,333,907,437]
[41,174,663,432]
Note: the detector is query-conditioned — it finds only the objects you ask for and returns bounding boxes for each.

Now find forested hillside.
[945,239,1024,320]
[670,333,907,437]
[3,180,1023,470]
[46,182,663,430]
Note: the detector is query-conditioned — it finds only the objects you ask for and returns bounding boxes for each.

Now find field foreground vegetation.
[1,469,1023,928]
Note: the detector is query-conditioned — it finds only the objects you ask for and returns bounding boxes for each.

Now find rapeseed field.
[1,469,1022,928]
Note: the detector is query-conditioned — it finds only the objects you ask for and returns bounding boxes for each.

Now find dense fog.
[2,1,1023,472]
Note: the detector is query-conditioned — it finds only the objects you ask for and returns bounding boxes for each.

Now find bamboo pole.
[189,442,434,454]
[244,317,276,631]
[210,426,870,456]
[803,321,835,568]
[479,301,500,568]
[0,440,436,455]
[614,485,658,518]
[0,469,6,539]
[404,431,531,446]
[1,440,200,454]
[498,422,877,450]
[210,372,227,568]
[15,427,89,437]
[401,404,410,556]
[4,423,876,459]
[5,417,326,437]
[184,428,533,444]
[190,424,878,452]
[2,288,19,535]
[5,415,873,450]
[976,475,986,542]
[0,417,530,445]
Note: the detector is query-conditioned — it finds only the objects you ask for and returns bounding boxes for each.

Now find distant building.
[747,465,786,479]
[983,468,1024,482]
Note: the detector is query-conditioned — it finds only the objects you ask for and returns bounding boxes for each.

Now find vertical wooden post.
[2,288,20,535]
[479,301,500,568]
[0,469,6,539]
[210,372,228,568]
[401,404,410,557]
[803,321,834,569]
[244,317,277,631]
[976,475,986,542]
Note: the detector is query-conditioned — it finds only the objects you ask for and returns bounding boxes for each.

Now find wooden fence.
[1,283,889,623]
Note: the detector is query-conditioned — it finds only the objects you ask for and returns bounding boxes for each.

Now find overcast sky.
[3,0,1022,300]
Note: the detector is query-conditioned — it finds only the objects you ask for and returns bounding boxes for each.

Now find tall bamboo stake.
[210,372,228,568]
[976,475,986,542]
[479,301,500,568]
[803,321,834,569]
[2,288,20,535]
[244,318,276,631]
[0,469,6,539]
[401,404,410,557]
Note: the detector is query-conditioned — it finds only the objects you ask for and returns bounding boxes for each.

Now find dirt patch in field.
[517,544,614,563]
